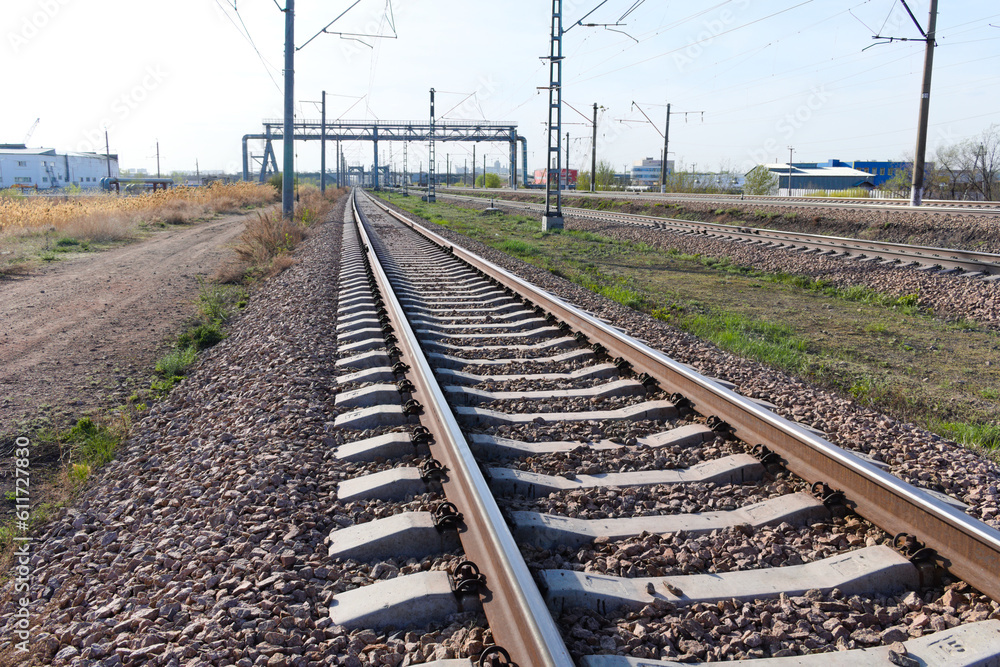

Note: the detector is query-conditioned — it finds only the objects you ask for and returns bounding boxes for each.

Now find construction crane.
[24,118,40,145]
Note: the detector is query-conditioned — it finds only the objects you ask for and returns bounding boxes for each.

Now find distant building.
[631,158,674,187]
[685,172,744,191]
[820,159,909,187]
[0,144,119,190]
[761,162,875,193]
[533,168,578,188]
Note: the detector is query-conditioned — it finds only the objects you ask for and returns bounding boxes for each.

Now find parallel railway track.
[434,187,1000,214]
[430,191,1000,278]
[327,188,1000,665]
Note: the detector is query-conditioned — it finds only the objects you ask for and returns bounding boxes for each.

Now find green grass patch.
[979,388,1000,401]
[498,238,540,258]
[55,417,122,468]
[673,311,809,371]
[930,420,1000,452]
[155,345,197,378]
[177,322,224,351]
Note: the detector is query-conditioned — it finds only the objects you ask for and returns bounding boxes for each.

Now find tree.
[595,160,616,190]
[577,171,591,192]
[966,124,999,201]
[475,173,502,188]
[743,165,778,196]
[880,155,913,198]
[929,124,1000,200]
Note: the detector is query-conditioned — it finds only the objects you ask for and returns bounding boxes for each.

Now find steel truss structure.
[242,119,528,188]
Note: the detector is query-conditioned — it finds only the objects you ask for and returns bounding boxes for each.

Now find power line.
[573,1,817,85]
[617,0,647,23]
[215,0,282,93]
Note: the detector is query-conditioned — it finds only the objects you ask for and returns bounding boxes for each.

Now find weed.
[61,417,120,467]
[150,376,181,398]
[69,462,91,485]
[197,277,244,322]
[864,322,890,335]
[155,346,197,378]
[498,238,540,257]
[177,323,224,351]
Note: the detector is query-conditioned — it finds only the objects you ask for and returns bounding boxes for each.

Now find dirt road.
[0,215,246,439]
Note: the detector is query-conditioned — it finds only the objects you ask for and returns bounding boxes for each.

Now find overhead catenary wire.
[215,0,282,93]
[573,0,817,85]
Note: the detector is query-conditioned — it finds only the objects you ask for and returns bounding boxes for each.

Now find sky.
[3,0,999,177]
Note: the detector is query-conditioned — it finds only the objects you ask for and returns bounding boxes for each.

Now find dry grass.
[59,209,136,243]
[0,182,276,242]
[215,185,346,283]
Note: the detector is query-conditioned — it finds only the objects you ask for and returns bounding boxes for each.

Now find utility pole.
[472,144,476,189]
[320,90,326,193]
[787,146,794,196]
[282,0,295,219]
[426,88,436,202]
[628,102,702,193]
[483,154,487,188]
[464,159,468,186]
[104,129,112,179]
[336,140,341,188]
[446,153,450,187]
[565,131,570,187]
[156,140,161,179]
[660,103,670,193]
[910,0,938,206]
[591,103,598,192]
[542,0,564,230]
[196,159,200,184]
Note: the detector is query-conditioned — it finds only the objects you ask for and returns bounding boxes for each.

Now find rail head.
[364,188,1000,604]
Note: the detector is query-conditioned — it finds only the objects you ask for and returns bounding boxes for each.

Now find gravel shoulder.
[0,215,250,441]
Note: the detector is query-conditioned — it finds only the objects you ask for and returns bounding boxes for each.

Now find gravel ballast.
[0,199,487,666]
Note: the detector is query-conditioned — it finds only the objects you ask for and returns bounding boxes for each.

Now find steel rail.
[434,191,1000,275]
[350,190,574,667]
[366,190,1000,604]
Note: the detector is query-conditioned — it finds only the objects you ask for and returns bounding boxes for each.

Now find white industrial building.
[631,157,675,187]
[0,144,119,190]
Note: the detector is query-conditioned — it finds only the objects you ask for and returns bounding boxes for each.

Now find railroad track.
[567,191,1000,213]
[428,191,1000,279]
[433,187,1000,214]
[328,187,1000,666]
